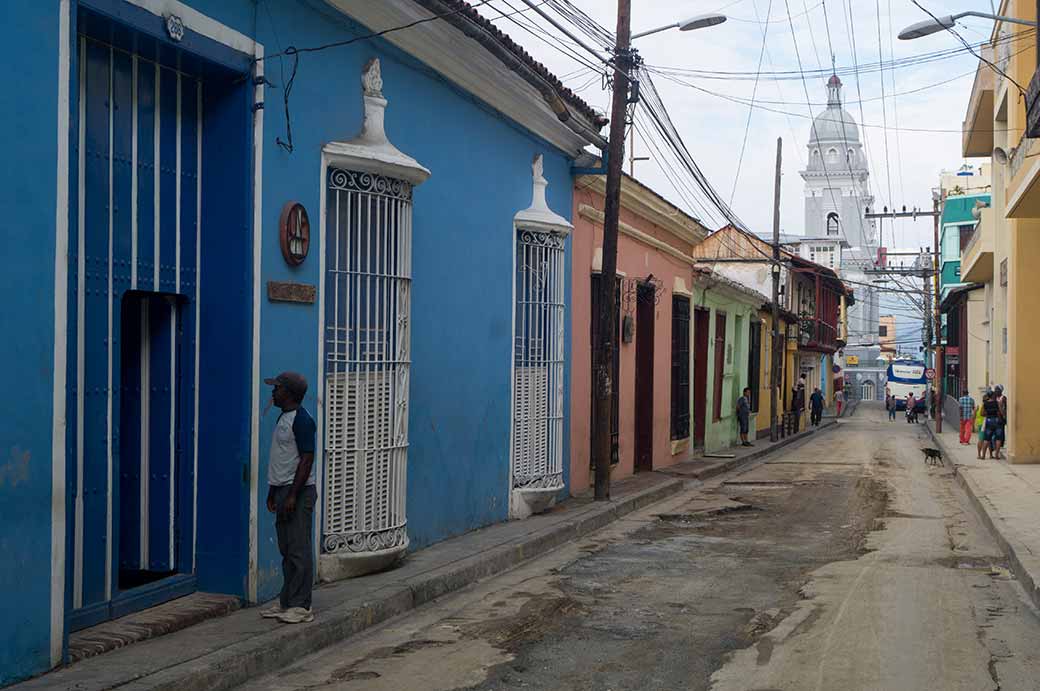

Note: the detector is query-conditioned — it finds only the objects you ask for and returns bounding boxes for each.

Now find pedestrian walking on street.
[886,393,896,421]
[978,391,1000,460]
[981,388,1006,460]
[736,387,753,447]
[809,387,824,427]
[906,393,917,423]
[994,385,1008,457]
[835,388,844,417]
[261,372,318,624]
[958,388,977,445]
[793,383,806,433]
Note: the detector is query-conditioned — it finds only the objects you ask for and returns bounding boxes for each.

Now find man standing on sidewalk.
[736,387,753,447]
[957,388,976,445]
[261,372,318,624]
[809,387,824,427]
[835,388,844,417]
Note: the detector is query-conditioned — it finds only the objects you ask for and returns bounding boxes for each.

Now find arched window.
[826,212,839,236]
[847,148,855,163]
[827,148,839,163]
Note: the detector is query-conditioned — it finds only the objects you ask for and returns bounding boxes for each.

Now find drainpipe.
[412,0,609,150]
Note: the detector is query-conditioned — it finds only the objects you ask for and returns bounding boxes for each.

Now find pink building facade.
[570,174,710,491]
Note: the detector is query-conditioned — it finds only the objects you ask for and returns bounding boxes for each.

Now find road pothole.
[656,504,760,523]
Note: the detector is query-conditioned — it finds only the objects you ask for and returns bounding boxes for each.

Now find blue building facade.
[1,0,601,683]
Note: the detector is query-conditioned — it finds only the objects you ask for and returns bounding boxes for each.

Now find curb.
[98,478,687,691]
[924,424,1040,613]
[674,419,839,483]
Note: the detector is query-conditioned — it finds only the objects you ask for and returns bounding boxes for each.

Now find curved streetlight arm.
[631,21,680,40]
[953,11,1037,28]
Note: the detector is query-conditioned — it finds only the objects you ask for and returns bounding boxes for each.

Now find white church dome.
[809,75,860,145]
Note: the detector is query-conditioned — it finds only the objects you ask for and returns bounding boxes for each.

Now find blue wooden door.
[68,34,200,630]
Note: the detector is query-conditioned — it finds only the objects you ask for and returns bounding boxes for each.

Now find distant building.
[879,315,897,360]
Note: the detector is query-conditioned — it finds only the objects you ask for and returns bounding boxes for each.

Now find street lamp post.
[898,11,1036,40]
[591,6,726,499]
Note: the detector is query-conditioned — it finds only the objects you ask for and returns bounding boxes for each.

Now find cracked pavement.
[242,404,1040,691]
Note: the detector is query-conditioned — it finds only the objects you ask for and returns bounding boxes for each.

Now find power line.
[731,0,775,205]
[647,71,1027,134]
[886,0,908,247]
[643,27,1033,81]
[875,0,895,249]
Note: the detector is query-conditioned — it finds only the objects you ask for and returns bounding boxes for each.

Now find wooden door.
[634,284,656,472]
[713,312,727,421]
[693,308,710,446]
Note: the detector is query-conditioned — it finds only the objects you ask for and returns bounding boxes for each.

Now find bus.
[886,360,928,411]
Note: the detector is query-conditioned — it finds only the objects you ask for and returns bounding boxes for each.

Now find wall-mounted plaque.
[267,281,316,304]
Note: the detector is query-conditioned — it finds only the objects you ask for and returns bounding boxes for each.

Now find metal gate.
[511,230,566,490]
[67,34,200,629]
[322,168,411,555]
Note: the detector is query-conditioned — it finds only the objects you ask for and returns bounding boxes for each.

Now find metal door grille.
[323,168,410,554]
[512,230,565,490]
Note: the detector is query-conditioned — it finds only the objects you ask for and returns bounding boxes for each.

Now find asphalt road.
[244,404,1040,690]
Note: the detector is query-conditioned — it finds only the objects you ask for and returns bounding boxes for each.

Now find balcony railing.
[798,317,838,352]
[1027,56,1040,138]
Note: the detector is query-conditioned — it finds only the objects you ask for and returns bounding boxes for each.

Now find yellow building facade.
[962,0,1040,463]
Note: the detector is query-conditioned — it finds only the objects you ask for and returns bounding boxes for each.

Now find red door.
[634,284,656,472]
[693,308,710,446]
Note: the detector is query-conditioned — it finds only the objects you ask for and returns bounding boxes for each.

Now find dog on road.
[921,447,944,467]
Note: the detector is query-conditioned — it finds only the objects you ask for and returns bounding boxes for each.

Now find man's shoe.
[259,603,285,619]
[277,607,314,624]
[742,442,753,447]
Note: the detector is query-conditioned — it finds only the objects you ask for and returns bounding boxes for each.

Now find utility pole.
[770,138,782,443]
[592,0,631,500]
[933,195,943,433]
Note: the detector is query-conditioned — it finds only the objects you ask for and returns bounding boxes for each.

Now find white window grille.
[510,155,571,504]
[512,230,565,490]
[323,168,411,555]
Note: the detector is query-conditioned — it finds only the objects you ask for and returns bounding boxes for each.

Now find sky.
[475,0,997,350]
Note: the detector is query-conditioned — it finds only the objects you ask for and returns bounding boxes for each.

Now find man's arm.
[283,411,317,514]
[267,485,277,513]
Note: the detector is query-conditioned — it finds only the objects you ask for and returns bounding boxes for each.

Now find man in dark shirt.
[736,387,753,447]
[809,387,824,427]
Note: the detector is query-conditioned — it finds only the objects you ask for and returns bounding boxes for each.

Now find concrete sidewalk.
[926,419,1040,612]
[14,421,837,691]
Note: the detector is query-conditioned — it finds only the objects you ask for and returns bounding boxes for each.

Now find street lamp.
[631,13,727,40]
[898,11,1036,40]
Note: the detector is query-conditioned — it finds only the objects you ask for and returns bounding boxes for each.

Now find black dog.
[922,447,944,467]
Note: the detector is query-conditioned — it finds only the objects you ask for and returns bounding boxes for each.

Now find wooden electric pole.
[592,0,632,500]
[770,138,782,443]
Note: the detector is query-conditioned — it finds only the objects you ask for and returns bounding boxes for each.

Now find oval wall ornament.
[279,201,311,267]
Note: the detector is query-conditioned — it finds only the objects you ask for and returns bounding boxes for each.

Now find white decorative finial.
[514,153,572,236]
[362,58,383,98]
